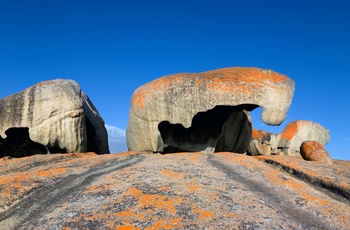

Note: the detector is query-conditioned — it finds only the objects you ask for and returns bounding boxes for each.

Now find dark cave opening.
[158,104,257,154]
[0,127,49,157]
[85,116,99,153]
[48,146,67,154]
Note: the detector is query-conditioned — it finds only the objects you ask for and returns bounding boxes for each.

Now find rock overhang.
[127,67,295,153]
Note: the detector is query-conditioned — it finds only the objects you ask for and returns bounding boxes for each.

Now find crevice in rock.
[158,104,257,154]
[85,116,98,153]
[206,154,332,229]
[261,159,350,203]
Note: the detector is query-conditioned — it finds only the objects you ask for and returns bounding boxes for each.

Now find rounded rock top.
[131,67,294,110]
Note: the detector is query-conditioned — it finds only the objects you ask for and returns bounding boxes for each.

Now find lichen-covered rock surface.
[300,141,333,164]
[279,120,330,151]
[1,152,349,229]
[249,120,330,156]
[0,79,109,154]
[127,67,295,152]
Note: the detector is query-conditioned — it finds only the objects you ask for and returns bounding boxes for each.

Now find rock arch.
[158,105,254,153]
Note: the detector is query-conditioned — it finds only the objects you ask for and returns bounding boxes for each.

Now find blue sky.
[1,0,349,159]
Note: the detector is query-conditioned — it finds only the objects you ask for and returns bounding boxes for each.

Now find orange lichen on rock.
[140,194,181,215]
[115,226,141,230]
[130,67,291,109]
[34,167,68,177]
[162,169,185,179]
[280,122,299,140]
[300,141,333,164]
[198,211,215,220]
[145,218,182,230]
[220,152,256,170]
[2,152,350,229]
[123,187,181,215]
[280,120,319,141]
[187,183,201,192]
[251,129,274,141]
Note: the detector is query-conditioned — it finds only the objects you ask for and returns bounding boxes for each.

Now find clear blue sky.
[1,0,349,159]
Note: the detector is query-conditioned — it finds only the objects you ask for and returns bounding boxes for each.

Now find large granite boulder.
[0,79,109,154]
[127,67,295,153]
[279,120,330,151]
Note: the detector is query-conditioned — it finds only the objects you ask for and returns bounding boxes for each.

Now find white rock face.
[0,79,109,153]
[127,67,295,152]
[278,120,330,151]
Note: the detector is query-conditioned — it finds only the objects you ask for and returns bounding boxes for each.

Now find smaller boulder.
[247,129,281,156]
[248,139,271,156]
[300,141,333,164]
[0,127,49,158]
[279,120,330,151]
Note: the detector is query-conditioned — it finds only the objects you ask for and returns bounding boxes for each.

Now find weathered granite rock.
[248,129,280,156]
[81,92,109,154]
[248,139,271,156]
[279,120,330,151]
[0,127,48,158]
[0,79,109,154]
[300,141,333,164]
[248,120,330,157]
[215,110,252,153]
[127,67,295,152]
[1,152,349,229]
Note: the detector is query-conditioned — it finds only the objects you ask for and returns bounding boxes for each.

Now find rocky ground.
[0,152,349,230]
